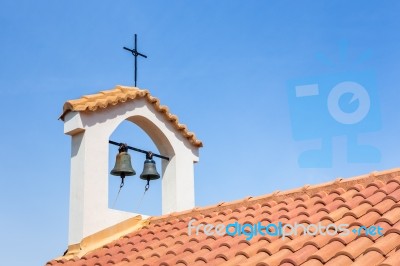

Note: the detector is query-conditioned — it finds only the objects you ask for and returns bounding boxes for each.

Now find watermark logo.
[287,43,381,168]
[188,219,384,241]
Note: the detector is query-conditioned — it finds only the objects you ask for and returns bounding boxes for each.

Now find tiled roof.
[59,86,203,148]
[46,168,400,266]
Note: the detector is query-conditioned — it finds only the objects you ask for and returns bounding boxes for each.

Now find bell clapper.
[112,173,126,208]
[120,174,125,188]
[135,177,151,211]
[119,173,125,189]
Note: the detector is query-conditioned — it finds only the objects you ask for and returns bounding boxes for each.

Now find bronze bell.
[110,145,136,177]
[140,156,160,181]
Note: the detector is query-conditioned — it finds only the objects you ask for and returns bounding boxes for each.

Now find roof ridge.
[148,168,400,224]
[59,85,202,147]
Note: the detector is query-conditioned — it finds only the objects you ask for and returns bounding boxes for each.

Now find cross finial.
[123,34,147,87]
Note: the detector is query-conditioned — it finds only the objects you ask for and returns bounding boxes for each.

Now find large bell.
[110,148,136,177]
[140,158,160,180]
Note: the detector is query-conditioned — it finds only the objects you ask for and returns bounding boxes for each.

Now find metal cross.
[123,34,147,87]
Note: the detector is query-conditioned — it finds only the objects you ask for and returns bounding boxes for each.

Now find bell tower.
[60,86,202,246]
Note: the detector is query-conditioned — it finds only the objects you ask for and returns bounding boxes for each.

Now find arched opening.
[108,118,171,216]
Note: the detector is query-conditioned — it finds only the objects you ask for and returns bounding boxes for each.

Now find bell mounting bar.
[109,140,169,161]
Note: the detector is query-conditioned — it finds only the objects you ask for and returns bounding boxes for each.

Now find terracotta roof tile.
[281,234,314,252]
[255,248,292,266]
[351,250,386,266]
[336,236,374,260]
[307,240,345,263]
[281,244,319,265]
[350,210,381,228]
[47,168,400,266]
[324,254,353,266]
[237,251,270,266]
[60,86,202,148]
[385,188,400,202]
[379,249,400,266]
[377,206,400,225]
[301,258,324,266]
[365,232,400,256]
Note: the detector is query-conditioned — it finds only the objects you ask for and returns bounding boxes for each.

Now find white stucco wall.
[64,98,199,245]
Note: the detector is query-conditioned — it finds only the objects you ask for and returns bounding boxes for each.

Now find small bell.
[140,153,160,180]
[110,144,136,177]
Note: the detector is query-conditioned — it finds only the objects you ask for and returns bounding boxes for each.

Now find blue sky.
[1,1,400,265]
